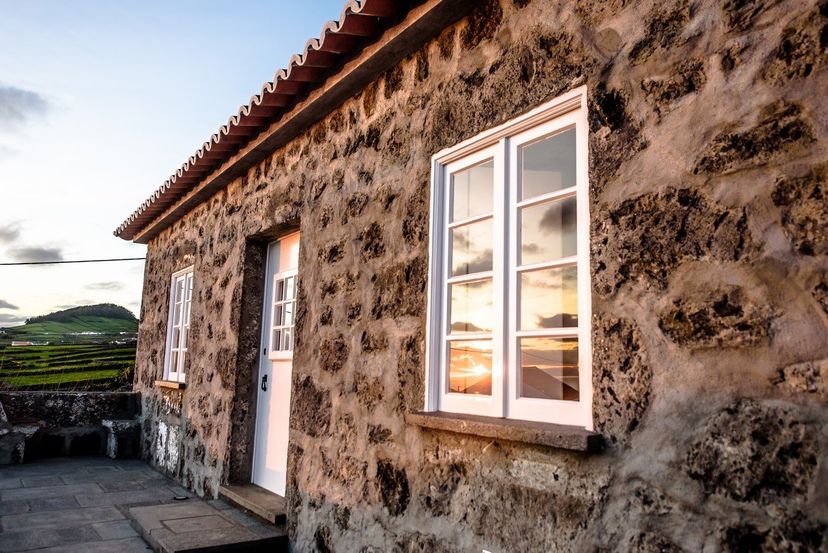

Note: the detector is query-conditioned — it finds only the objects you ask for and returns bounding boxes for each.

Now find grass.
[1,369,122,388]
[0,344,136,391]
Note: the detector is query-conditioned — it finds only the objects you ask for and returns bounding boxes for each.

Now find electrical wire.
[0,257,145,266]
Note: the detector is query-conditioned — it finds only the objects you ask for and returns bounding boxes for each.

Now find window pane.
[449,279,493,334]
[448,340,492,395]
[285,276,295,301]
[451,218,493,276]
[519,337,579,401]
[184,299,191,326]
[180,350,188,376]
[173,302,182,326]
[274,305,283,327]
[284,302,294,327]
[181,327,189,350]
[519,266,578,330]
[520,128,576,200]
[172,327,180,348]
[451,159,493,222]
[170,351,179,374]
[275,279,284,302]
[176,278,185,302]
[186,275,193,301]
[272,329,281,351]
[283,328,293,351]
[520,196,577,265]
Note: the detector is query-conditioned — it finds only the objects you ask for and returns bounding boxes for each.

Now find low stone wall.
[0,391,140,427]
[0,392,141,461]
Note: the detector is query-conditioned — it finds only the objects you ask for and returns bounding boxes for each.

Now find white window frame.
[268,268,298,361]
[163,266,194,383]
[424,86,593,429]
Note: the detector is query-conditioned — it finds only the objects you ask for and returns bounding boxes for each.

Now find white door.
[252,232,299,495]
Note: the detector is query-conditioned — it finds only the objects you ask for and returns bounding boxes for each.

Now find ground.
[0,457,283,553]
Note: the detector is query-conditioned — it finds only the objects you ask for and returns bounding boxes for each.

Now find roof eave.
[117,0,471,244]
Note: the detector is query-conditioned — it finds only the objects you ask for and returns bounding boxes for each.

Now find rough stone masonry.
[133,0,828,551]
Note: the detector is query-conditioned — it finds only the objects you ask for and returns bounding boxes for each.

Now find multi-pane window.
[269,270,297,359]
[426,89,592,428]
[164,267,193,383]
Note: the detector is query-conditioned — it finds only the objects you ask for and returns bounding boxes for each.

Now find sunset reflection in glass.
[449,340,492,395]
[519,196,577,266]
[519,266,577,330]
[450,280,493,333]
[451,218,493,276]
[519,337,579,400]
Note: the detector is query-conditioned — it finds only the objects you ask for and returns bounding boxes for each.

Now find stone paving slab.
[0,482,103,501]
[33,537,151,552]
[128,501,286,552]
[0,457,285,552]
[2,505,125,531]
[93,519,141,540]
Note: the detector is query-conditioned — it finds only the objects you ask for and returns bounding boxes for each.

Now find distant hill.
[26,304,137,325]
[0,304,138,346]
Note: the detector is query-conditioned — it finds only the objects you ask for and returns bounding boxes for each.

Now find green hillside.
[0,304,138,390]
[0,304,138,346]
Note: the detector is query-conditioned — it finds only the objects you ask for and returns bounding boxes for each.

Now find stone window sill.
[155,380,186,390]
[406,411,603,453]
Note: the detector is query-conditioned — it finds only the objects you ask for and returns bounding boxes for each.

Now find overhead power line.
[0,257,146,266]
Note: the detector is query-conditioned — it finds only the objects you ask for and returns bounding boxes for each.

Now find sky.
[0,0,344,326]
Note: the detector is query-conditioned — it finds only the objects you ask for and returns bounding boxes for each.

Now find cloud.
[0,299,18,310]
[0,313,27,326]
[0,85,49,130]
[7,246,64,263]
[538,200,576,233]
[54,300,95,310]
[86,281,124,291]
[0,223,20,244]
[0,144,17,159]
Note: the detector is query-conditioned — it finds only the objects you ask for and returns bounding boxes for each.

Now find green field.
[0,304,139,390]
[0,344,136,391]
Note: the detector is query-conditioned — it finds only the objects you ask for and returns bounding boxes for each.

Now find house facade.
[117,0,828,551]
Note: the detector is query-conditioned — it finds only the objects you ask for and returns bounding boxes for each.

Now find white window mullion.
[506,133,519,419]
[491,139,506,418]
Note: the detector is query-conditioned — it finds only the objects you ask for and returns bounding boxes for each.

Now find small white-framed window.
[425,86,593,429]
[163,266,194,383]
[269,268,298,360]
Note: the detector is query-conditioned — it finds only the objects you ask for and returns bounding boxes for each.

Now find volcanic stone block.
[684,399,818,505]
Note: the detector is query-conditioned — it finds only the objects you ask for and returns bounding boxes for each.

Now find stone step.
[128,500,287,553]
[218,484,287,526]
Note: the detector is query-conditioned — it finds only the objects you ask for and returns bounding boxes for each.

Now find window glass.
[519,337,579,401]
[449,279,494,333]
[451,160,494,222]
[451,218,493,276]
[519,266,578,330]
[448,340,492,395]
[520,128,576,200]
[519,196,577,265]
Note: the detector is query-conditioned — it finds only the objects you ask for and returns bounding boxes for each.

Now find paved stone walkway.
[0,457,283,552]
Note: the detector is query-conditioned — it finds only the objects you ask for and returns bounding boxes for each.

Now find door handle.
[261,374,268,391]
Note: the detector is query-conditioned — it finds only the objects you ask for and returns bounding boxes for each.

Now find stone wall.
[0,392,139,427]
[134,0,828,550]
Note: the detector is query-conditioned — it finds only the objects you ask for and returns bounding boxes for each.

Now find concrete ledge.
[154,380,186,390]
[406,411,604,453]
[219,484,286,526]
